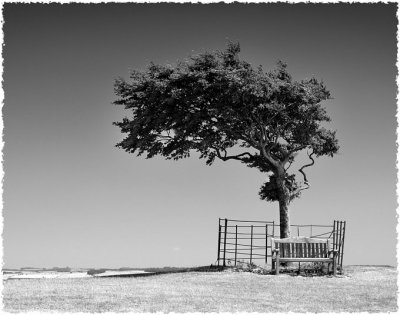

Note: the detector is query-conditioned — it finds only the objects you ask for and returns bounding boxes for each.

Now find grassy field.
[3,265,397,313]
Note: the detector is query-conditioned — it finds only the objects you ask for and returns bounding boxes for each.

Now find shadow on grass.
[143,264,225,275]
[90,262,342,278]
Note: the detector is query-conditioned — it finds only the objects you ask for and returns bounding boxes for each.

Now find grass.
[3,265,397,312]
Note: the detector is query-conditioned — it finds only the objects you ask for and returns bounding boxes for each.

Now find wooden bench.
[271,237,338,275]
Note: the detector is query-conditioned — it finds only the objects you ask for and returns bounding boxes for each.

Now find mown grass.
[3,265,397,313]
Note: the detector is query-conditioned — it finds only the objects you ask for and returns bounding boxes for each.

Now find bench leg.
[275,255,280,275]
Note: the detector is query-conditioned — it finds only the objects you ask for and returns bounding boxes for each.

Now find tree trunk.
[278,195,291,239]
[276,175,291,239]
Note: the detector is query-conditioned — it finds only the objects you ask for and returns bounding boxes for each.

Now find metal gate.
[217,218,346,271]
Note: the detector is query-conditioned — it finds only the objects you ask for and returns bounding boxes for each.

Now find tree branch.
[284,159,293,171]
[211,146,254,162]
[298,150,315,184]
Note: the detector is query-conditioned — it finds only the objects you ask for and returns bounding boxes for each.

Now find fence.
[217,218,346,272]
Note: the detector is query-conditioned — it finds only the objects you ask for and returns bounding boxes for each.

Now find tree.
[113,43,339,238]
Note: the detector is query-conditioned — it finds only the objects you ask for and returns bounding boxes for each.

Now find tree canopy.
[113,43,339,207]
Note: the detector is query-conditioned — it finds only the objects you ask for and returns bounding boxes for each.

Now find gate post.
[223,218,227,267]
[217,218,221,266]
[234,225,238,266]
[265,224,268,264]
[333,220,337,250]
[340,221,346,271]
[250,225,253,264]
[337,221,343,271]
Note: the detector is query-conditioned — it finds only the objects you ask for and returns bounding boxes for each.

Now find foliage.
[277,261,329,276]
[227,260,269,274]
[113,43,339,203]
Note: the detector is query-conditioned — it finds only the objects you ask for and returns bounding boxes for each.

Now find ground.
[3,265,397,313]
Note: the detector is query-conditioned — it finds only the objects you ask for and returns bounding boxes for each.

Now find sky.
[2,3,397,269]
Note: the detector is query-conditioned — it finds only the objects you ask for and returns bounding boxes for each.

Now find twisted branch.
[298,150,315,190]
[211,146,254,162]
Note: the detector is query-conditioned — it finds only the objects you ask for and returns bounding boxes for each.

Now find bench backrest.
[271,237,331,258]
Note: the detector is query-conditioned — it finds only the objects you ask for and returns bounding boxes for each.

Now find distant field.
[3,265,397,313]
